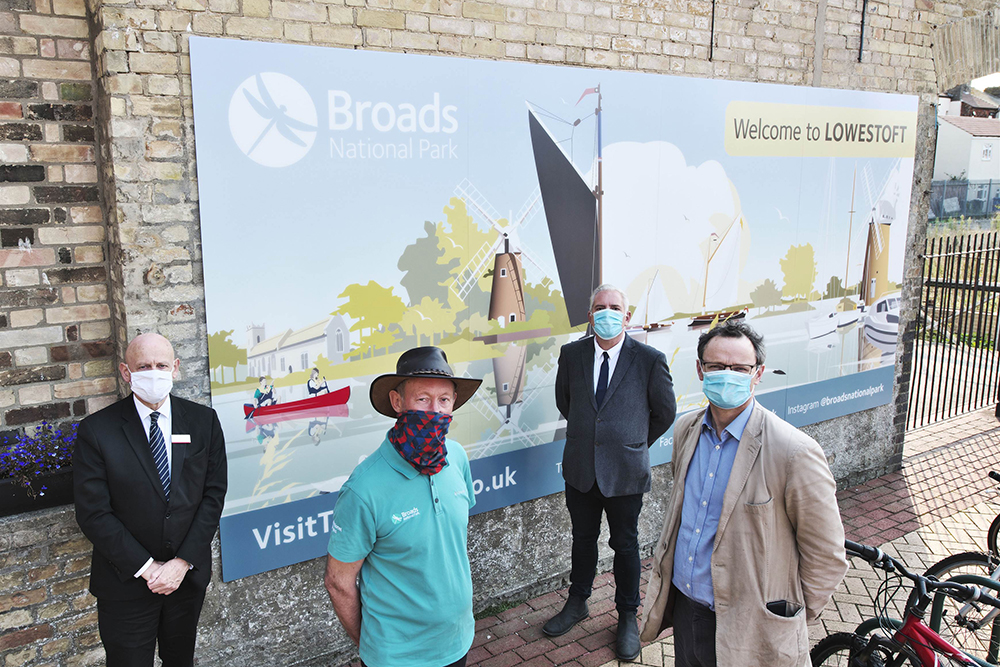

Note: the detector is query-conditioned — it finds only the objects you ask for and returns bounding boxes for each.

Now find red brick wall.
[0,0,117,446]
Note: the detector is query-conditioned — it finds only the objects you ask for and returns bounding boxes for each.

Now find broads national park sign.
[188,37,917,580]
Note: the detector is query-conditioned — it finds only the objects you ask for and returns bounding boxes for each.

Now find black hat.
[369,346,482,418]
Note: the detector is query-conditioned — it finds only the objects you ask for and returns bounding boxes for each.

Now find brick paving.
[341,408,1000,667]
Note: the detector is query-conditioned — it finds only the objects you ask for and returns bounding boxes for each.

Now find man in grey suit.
[543,284,676,661]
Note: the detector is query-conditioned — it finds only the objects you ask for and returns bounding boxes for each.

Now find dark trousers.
[565,482,643,613]
[362,655,466,667]
[672,586,717,667]
[97,580,206,667]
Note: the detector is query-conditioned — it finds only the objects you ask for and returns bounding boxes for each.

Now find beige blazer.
[640,404,848,666]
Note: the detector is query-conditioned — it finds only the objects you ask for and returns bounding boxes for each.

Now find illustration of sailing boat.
[628,270,674,332]
[807,165,864,339]
[527,87,603,328]
[690,214,747,328]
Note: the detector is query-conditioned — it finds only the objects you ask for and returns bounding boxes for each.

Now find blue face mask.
[702,370,755,409]
[592,308,625,340]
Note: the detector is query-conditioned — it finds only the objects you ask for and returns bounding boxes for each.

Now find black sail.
[528,109,598,328]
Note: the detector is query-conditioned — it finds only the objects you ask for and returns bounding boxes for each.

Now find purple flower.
[1,421,78,500]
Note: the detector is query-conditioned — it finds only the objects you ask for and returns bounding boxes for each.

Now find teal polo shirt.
[328,436,476,667]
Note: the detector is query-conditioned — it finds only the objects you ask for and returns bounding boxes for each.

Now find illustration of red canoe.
[244,403,349,432]
[243,386,350,419]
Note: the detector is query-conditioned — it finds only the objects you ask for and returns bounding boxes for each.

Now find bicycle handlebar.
[845,539,1000,609]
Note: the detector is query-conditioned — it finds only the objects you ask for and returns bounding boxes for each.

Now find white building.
[246,315,351,379]
[933,116,999,182]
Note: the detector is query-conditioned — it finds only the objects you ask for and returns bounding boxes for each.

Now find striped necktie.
[149,411,170,501]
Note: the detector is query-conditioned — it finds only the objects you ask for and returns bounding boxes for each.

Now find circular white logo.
[229,73,317,168]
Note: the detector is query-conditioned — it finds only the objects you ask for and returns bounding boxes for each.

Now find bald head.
[124,333,175,368]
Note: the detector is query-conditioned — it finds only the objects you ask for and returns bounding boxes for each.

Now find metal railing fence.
[908,231,1000,429]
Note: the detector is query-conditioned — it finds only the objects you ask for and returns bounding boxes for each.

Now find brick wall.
[0,507,101,666]
[0,0,116,445]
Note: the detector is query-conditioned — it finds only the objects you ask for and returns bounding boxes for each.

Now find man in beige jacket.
[640,320,847,667]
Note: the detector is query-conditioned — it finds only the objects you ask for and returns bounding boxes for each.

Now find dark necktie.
[149,411,170,501]
[596,351,609,407]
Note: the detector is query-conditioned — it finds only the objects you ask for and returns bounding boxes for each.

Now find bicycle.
[920,472,1000,662]
[923,471,1000,583]
[811,539,1000,666]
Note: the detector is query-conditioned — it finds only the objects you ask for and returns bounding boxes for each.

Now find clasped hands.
[141,557,190,594]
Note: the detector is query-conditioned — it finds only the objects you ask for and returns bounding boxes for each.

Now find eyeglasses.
[700,361,758,375]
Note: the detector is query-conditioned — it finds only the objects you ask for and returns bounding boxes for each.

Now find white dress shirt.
[593,334,626,394]
[132,394,172,578]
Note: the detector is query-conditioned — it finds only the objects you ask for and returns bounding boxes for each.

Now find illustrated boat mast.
[595,85,603,287]
[701,213,741,310]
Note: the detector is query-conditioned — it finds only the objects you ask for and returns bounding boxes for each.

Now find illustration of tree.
[398,221,455,306]
[750,279,782,313]
[824,276,845,299]
[779,244,817,301]
[207,330,246,384]
[334,281,406,358]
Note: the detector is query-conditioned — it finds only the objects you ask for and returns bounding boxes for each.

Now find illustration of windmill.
[450,179,556,327]
[859,160,902,306]
[242,74,316,156]
[461,353,558,459]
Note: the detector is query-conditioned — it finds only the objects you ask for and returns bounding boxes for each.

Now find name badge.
[172,434,191,444]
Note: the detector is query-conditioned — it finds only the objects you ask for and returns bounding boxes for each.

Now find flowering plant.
[0,421,77,500]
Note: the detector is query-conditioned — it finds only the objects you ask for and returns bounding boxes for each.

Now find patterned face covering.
[388,410,452,475]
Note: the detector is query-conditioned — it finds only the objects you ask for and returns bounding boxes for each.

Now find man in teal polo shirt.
[324,347,482,667]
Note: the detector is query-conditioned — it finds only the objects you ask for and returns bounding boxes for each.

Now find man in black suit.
[74,333,228,666]
[543,284,676,661]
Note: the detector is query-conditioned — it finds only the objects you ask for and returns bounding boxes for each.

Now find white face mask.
[130,369,174,404]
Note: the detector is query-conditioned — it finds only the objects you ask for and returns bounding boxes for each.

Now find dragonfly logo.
[229,72,317,168]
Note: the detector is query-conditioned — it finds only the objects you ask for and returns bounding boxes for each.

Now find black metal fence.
[928,180,1000,221]
[908,231,1000,429]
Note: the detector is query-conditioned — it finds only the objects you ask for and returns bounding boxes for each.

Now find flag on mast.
[576,87,598,105]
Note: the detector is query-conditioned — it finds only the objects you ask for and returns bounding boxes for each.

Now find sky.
[972,73,1000,91]
[189,37,918,343]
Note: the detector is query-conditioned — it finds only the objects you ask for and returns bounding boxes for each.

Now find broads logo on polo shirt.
[391,507,420,525]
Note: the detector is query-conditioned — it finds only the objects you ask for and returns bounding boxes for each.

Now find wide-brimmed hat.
[369,346,482,418]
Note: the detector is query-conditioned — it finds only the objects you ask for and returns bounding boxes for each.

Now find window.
[256,335,261,343]
[301,352,308,369]
[984,143,993,160]
[336,329,344,353]
[280,357,285,372]
[509,313,516,322]
[502,382,509,392]
[500,268,507,277]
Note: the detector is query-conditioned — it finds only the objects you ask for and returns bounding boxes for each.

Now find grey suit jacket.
[555,333,676,497]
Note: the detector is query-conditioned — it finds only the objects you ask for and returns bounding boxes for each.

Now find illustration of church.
[245,314,350,378]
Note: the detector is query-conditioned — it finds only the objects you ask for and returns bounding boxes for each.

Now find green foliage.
[823,275,845,299]
[779,244,817,300]
[335,281,407,358]
[750,278,782,312]
[207,330,246,384]
[398,220,455,306]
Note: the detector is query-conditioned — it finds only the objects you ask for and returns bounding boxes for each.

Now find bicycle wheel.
[811,632,866,667]
[810,632,917,667]
[988,514,1000,558]
[929,571,1000,665]
[923,551,998,580]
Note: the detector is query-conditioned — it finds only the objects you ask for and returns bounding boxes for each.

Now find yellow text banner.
[725,101,917,158]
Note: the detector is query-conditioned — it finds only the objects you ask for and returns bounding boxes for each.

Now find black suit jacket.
[555,334,676,497]
[74,394,228,600]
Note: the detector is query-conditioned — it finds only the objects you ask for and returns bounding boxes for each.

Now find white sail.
[704,221,741,312]
[632,270,674,326]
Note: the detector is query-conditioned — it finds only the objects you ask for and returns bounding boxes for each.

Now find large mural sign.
[190,37,918,581]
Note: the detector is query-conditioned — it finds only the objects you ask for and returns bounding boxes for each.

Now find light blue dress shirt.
[672,400,755,609]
